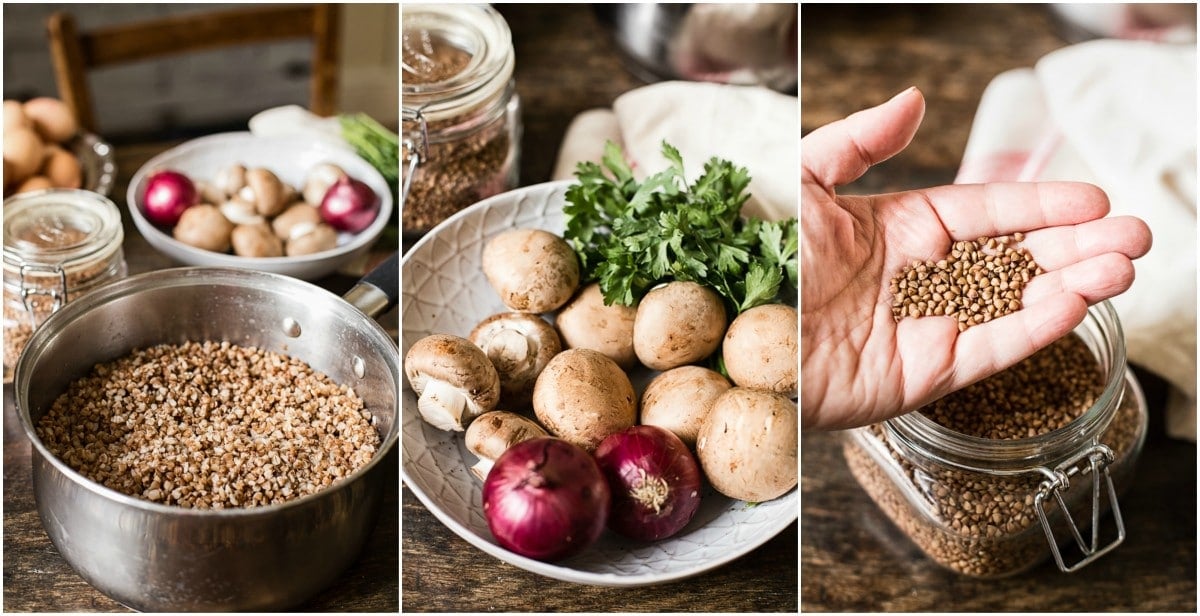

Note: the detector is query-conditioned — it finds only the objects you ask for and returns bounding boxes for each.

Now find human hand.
[801,87,1152,430]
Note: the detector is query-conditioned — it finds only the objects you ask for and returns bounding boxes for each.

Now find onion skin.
[142,170,197,227]
[482,437,610,562]
[319,176,380,233]
[594,425,702,541]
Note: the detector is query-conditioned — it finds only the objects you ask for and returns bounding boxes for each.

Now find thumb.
[802,86,926,189]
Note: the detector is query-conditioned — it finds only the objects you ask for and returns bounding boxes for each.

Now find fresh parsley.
[563,141,797,315]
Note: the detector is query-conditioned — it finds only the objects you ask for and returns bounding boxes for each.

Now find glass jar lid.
[402,4,515,123]
[3,189,124,274]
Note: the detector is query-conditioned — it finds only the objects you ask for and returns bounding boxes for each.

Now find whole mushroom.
[555,282,638,369]
[231,222,284,258]
[696,388,797,502]
[464,410,549,480]
[640,366,732,448]
[723,303,798,397]
[173,204,234,252]
[303,162,347,205]
[468,312,562,409]
[213,163,247,198]
[285,223,339,256]
[272,203,324,241]
[404,334,501,432]
[482,229,580,313]
[238,167,288,217]
[532,348,636,452]
[633,281,727,370]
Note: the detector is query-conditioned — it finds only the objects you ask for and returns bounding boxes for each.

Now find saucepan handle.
[343,252,399,319]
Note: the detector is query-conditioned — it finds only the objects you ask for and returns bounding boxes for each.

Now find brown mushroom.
[303,162,347,205]
[213,164,247,199]
[239,167,288,217]
[404,334,501,432]
[482,229,580,313]
[464,410,549,480]
[285,223,338,256]
[173,204,234,252]
[272,203,324,241]
[555,282,639,369]
[468,312,562,409]
[231,222,284,258]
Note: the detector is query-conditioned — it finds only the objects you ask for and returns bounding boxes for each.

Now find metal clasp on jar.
[1032,443,1124,573]
[401,106,430,203]
[18,262,69,327]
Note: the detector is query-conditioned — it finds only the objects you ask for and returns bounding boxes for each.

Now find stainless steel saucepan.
[14,255,398,612]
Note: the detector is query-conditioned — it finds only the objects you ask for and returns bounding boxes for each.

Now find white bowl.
[127,132,393,281]
[401,180,798,586]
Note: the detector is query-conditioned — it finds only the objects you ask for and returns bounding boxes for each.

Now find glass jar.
[3,189,127,382]
[843,301,1148,578]
[402,3,521,235]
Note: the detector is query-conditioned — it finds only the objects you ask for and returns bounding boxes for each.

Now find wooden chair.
[46,4,339,134]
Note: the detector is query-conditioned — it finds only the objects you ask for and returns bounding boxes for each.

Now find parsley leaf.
[563,141,798,314]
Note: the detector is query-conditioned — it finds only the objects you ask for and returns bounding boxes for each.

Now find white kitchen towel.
[956,39,1197,440]
[551,81,797,222]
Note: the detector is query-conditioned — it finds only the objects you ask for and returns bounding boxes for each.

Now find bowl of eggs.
[127,132,393,281]
[3,97,116,197]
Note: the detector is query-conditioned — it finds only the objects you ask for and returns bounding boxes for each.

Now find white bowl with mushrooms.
[127,132,392,281]
[401,180,797,586]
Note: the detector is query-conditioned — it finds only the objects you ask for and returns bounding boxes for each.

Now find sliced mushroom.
[285,223,338,256]
[464,410,548,480]
[468,312,562,409]
[173,204,234,252]
[404,334,501,431]
[231,222,284,258]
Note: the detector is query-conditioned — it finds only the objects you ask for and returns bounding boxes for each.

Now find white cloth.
[956,40,1197,440]
[552,81,797,222]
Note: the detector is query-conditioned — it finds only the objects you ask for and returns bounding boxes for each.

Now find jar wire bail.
[1033,443,1125,573]
[18,261,69,327]
[401,106,430,204]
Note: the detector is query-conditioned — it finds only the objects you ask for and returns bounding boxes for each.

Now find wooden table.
[401,5,798,612]
[801,5,1196,611]
[2,141,399,612]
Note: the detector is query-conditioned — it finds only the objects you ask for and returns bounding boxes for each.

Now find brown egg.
[15,175,54,194]
[42,145,82,189]
[23,97,77,144]
[3,127,45,185]
[3,100,31,131]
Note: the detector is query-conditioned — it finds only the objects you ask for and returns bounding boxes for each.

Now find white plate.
[127,132,393,281]
[401,180,797,586]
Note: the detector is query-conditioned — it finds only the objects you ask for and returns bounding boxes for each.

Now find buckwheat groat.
[36,340,380,509]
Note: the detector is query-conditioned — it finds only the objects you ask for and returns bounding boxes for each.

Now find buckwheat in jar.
[3,189,126,382]
[402,4,521,235]
[843,301,1147,577]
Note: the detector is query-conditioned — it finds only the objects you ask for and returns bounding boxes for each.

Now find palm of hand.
[801,88,1151,430]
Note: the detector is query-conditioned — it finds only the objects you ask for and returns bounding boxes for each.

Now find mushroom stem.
[416,379,468,432]
[481,328,533,373]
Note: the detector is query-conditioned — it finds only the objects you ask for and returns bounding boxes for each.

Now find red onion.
[482,437,610,562]
[319,176,380,233]
[594,425,702,541]
[141,170,197,227]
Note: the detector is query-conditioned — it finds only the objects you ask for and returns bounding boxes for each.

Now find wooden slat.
[44,4,339,133]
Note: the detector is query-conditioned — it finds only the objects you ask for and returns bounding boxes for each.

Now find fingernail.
[890,86,919,102]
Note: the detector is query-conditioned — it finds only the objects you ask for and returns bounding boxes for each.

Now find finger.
[913,181,1111,239]
[949,292,1088,392]
[1022,215,1153,271]
[1021,252,1137,306]
[801,87,926,189]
